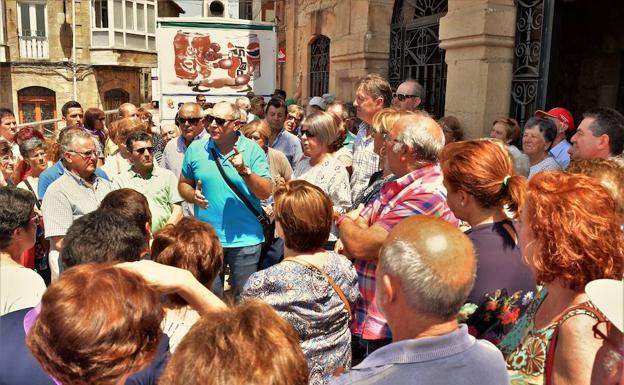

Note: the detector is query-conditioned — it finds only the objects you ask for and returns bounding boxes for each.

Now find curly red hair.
[26,263,164,385]
[524,171,624,290]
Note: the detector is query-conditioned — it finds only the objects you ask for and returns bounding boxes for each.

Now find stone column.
[439,0,516,139]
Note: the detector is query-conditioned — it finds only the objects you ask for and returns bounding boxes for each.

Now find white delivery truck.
[155,17,277,123]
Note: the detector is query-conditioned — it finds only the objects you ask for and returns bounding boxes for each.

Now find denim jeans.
[211,243,262,301]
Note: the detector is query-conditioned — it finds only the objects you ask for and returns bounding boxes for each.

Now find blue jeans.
[211,244,261,301]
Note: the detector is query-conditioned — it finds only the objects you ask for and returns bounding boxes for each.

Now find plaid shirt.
[350,122,380,202]
[351,164,459,340]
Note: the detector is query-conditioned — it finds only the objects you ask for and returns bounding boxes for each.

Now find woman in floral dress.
[498,171,623,385]
[243,180,359,385]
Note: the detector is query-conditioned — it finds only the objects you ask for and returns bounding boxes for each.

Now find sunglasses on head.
[176,117,202,125]
[393,93,419,101]
[134,146,154,154]
[206,115,235,126]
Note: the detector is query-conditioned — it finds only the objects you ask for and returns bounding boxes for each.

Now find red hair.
[152,217,223,306]
[26,263,164,385]
[524,171,624,290]
[440,139,526,218]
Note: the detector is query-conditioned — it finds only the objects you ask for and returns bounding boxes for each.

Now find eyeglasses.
[134,146,154,155]
[176,117,203,125]
[0,155,15,164]
[393,93,419,101]
[68,150,97,159]
[300,129,315,138]
[206,115,236,126]
[286,115,301,121]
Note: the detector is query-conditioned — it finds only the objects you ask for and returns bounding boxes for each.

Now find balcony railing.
[19,36,48,59]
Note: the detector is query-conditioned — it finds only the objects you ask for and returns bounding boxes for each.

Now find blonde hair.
[371,107,415,135]
[287,104,304,120]
[241,119,271,145]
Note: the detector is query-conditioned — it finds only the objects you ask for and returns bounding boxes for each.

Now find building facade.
[0,0,183,131]
[277,0,624,139]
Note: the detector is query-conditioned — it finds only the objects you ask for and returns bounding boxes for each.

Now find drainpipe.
[72,0,77,100]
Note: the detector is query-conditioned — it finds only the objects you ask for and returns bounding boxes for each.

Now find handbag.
[283,256,353,321]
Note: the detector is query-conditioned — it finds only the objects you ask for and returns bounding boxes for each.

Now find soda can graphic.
[173,31,198,80]
[246,34,261,78]
[192,33,213,79]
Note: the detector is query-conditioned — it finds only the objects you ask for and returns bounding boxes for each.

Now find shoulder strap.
[545,303,606,385]
[209,148,269,225]
[23,178,41,210]
[284,257,352,321]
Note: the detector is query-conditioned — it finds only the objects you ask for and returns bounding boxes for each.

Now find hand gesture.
[115,260,192,294]
[228,146,246,174]
[194,180,209,209]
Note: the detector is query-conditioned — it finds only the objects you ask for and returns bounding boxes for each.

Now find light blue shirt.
[331,325,509,385]
[181,133,271,248]
[162,130,208,177]
[549,139,571,169]
[269,129,303,169]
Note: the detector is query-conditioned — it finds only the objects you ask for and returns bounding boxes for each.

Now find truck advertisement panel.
[156,18,277,121]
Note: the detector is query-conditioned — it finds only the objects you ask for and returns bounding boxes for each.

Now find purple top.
[465,220,536,303]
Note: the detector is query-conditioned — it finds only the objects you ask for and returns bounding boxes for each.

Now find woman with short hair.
[152,217,224,351]
[490,117,529,176]
[522,117,562,178]
[0,141,17,186]
[499,171,624,385]
[293,112,351,242]
[242,119,292,190]
[102,117,149,177]
[26,263,164,385]
[17,138,49,200]
[242,180,358,385]
[159,299,308,385]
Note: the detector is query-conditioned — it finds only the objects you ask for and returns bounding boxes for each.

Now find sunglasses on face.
[176,117,202,125]
[393,93,419,101]
[206,115,236,126]
[134,146,154,155]
[300,129,315,138]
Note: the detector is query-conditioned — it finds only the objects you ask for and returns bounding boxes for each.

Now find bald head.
[211,101,241,120]
[379,216,476,319]
[119,103,138,118]
[392,114,444,163]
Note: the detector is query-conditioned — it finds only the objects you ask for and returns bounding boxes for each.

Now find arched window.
[17,86,56,134]
[104,88,130,125]
[388,0,448,118]
[309,35,330,97]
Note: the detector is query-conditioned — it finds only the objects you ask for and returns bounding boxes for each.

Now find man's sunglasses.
[206,115,236,126]
[134,146,154,155]
[393,93,419,101]
[176,117,202,125]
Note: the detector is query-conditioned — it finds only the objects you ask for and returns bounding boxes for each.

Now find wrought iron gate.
[309,35,330,97]
[388,0,448,118]
[510,0,555,127]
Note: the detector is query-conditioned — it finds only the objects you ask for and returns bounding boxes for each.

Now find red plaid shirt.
[351,164,459,340]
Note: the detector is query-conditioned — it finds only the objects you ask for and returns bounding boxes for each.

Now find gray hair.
[19,137,45,158]
[61,130,93,156]
[379,240,476,318]
[301,111,339,147]
[392,115,444,163]
[402,79,425,99]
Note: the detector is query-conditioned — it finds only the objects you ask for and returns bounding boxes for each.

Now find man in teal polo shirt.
[112,131,183,234]
[179,101,272,299]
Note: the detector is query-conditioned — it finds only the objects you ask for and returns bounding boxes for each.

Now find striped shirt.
[351,164,458,340]
[350,123,380,202]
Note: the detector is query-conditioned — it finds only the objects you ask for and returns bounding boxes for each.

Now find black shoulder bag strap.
[209,148,270,225]
[23,178,42,210]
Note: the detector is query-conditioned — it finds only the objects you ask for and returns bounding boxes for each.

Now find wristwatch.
[239,166,252,177]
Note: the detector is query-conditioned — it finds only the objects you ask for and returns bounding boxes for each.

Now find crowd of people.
[0,72,623,385]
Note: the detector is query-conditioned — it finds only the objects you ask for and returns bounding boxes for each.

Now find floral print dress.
[499,288,604,385]
[242,252,359,385]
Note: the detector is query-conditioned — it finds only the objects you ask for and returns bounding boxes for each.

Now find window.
[309,36,330,97]
[17,0,48,59]
[18,86,57,135]
[0,0,6,47]
[239,0,253,20]
[91,0,156,51]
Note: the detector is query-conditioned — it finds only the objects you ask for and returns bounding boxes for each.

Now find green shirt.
[112,165,183,233]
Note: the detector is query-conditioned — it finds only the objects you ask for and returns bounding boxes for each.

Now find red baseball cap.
[535,107,575,130]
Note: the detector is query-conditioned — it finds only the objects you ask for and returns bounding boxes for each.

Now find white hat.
[585,279,623,332]
[308,96,327,111]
